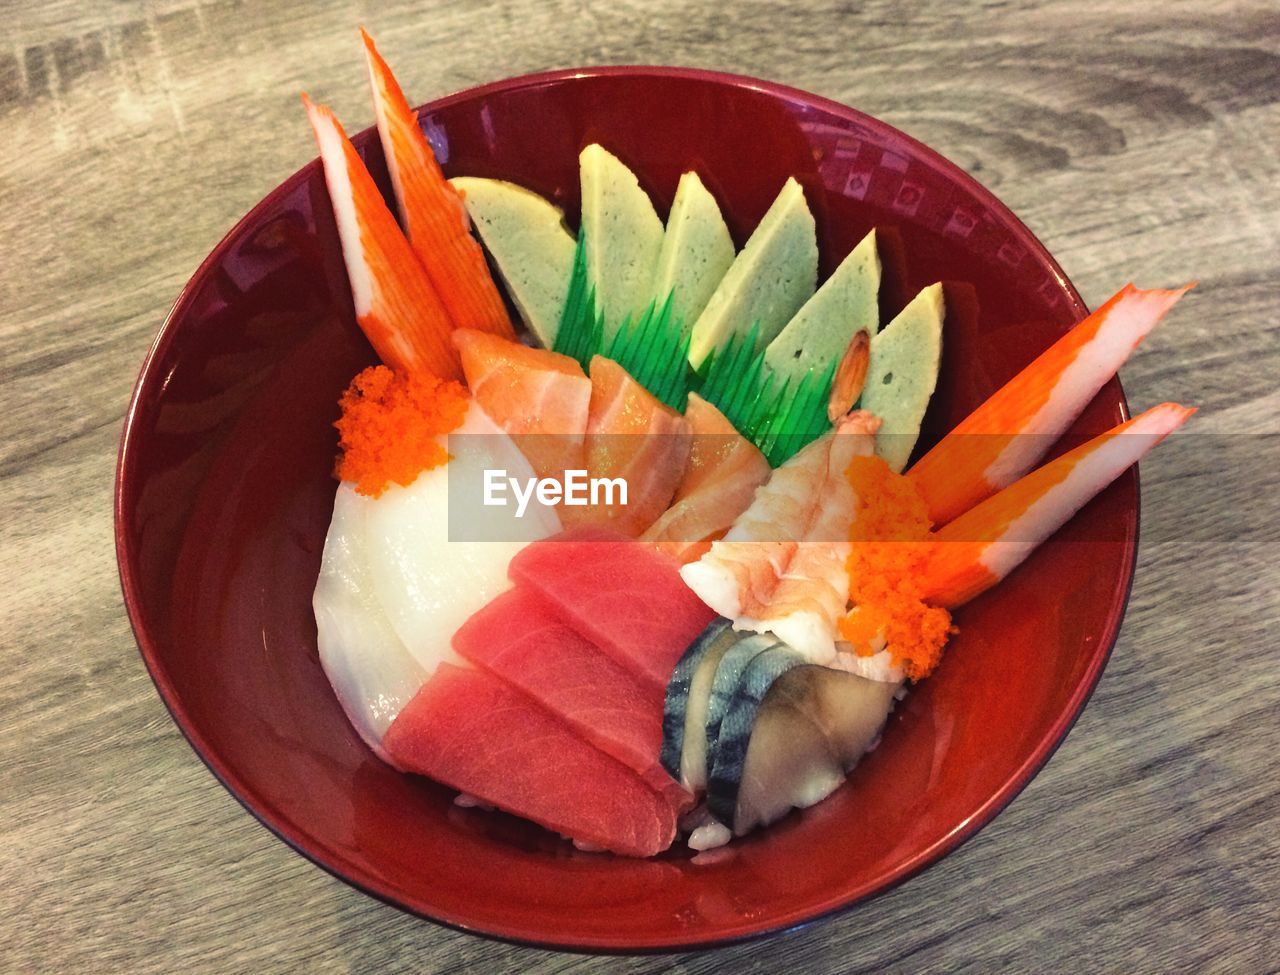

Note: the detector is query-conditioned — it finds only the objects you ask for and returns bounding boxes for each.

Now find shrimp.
[679,410,880,662]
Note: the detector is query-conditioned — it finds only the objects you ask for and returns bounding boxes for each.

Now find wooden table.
[3,1,1277,971]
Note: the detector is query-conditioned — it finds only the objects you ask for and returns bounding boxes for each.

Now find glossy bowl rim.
[114,64,1137,953]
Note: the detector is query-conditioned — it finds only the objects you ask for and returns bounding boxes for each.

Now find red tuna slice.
[383,663,677,857]
[453,587,692,811]
[508,527,717,689]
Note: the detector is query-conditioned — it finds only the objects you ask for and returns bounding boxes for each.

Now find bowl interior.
[116,67,1136,951]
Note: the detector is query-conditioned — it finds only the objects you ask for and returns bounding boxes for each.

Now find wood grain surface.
[2,1,1277,971]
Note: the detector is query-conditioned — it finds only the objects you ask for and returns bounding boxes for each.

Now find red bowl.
[115,67,1136,951]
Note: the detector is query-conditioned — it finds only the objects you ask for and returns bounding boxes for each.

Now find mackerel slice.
[860,283,946,472]
[706,646,812,824]
[660,617,734,779]
[579,144,665,341]
[763,229,881,384]
[724,684,844,835]
[660,619,742,788]
[449,177,576,348]
[800,666,900,770]
[708,653,903,835]
[701,633,780,780]
[650,172,735,330]
[688,177,818,367]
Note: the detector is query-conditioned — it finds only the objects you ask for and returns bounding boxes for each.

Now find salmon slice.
[908,284,1192,526]
[454,328,591,478]
[453,586,691,811]
[917,403,1194,607]
[508,527,716,689]
[641,393,772,563]
[302,94,461,381]
[384,663,677,857]
[574,356,691,536]
[360,30,515,338]
[680,411,879,662]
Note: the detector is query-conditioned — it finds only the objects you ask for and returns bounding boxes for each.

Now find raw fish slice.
[917,402,1194,607]
[452,587,690,810]
[641,394,772,564]
[363,401,560,675]
[302,94,461,381]
[721,662,900,839]
[361,30,514,338]
[454,328,592,478]
[908,284,1191,526]
[384,663,677,857]
[699,634,782,781]
[313,483,427,765]
[508,527,716,689]
[706,646,823,827]
[802,662,901,769]
[680,411,879,662]
[575,356,691,535]
[660,618,738,788]
[715,691,842,841]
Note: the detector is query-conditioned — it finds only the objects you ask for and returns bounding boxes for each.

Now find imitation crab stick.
[361,30,515,339]
[303,94,462,381]
[916,402,1194,608]
[908,284,1192,526]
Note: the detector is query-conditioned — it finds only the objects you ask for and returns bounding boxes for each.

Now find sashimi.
[509,527,717,689]
[313,482,427,765]
[454,328,591,478]
[452,586,689,810]
[362,401,560,675]
[360,30,515,338]
[908,284,1191,526]
[706,656,900,841]
[641,393,771,563]
[302,94,461,381]
[384,663,677,857]
[576,356,691,535]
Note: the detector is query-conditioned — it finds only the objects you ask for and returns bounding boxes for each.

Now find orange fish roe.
[840,455,954,680]
[334,365,469,497]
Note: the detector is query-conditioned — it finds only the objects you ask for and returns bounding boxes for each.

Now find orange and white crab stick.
[908,284,1192,527]
[303,94,462,381]
[361,30,515,339]
[917,402,1194,608]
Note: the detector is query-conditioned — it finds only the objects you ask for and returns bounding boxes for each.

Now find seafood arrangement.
[309,32,1193,856]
